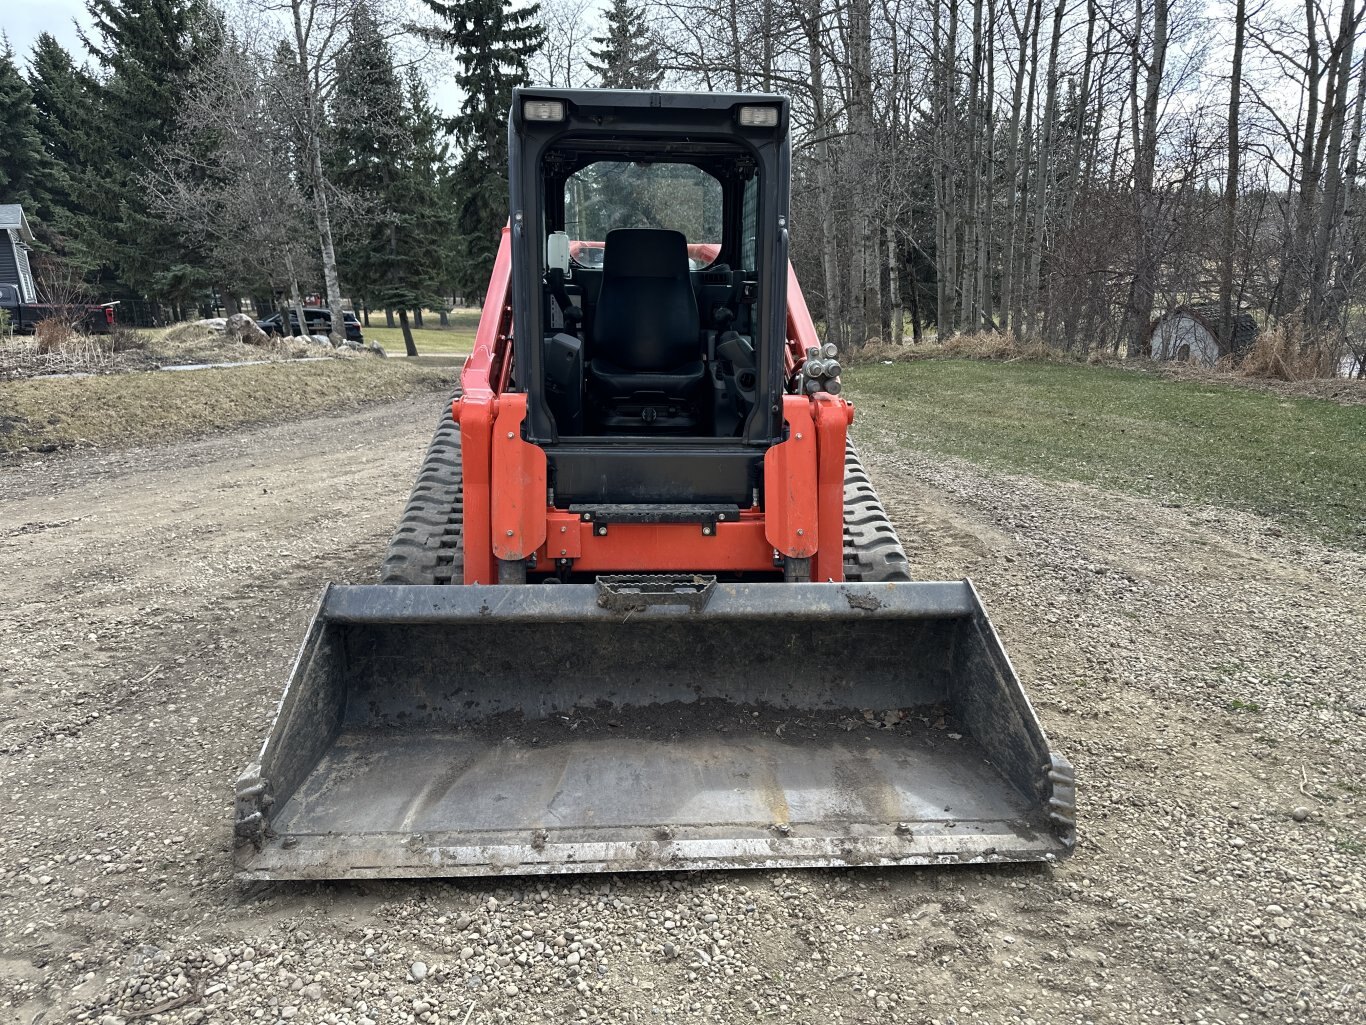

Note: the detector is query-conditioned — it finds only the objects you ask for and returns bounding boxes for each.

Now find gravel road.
[1,391,1362,1025]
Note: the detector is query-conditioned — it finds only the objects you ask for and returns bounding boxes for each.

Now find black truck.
[0,283,116,335]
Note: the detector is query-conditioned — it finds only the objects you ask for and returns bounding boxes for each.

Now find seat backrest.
[592,228,699,371]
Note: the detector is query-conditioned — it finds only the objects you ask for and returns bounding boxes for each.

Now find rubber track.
[379,394,464,585]
[843,440,913,582]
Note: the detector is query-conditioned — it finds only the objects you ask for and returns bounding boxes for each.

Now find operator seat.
[587,228,704,429]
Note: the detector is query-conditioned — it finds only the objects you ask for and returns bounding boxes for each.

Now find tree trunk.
[959,0,984,329]
[999,0,1036,335]
[385,308,395,328]
[288,1,346,347]
[847,0,879,344]
[802,3,843,347]
[1307,0,1359,332]
[1010,0,1042,335]
[1280,0,1323,319]
[1123,0,1170,358]
[1218,0,1247,350]
[906,253,924,343]
[414,308,424,328]
[398,307,418,357]
[979,0,997,329]
[1025,0,1067,339]
[886,222,904,342]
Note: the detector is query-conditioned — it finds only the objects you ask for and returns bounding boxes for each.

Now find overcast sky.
[2,0,471,113]
[4,1,95,66]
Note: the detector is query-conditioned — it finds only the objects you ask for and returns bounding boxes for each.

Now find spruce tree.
[0,42,50,219]
[374,72,458,355]
[26,33,100,268]
[588,0,663,90]
[329,5,407,322]
[415,0,542,295]
[80,0,219,302]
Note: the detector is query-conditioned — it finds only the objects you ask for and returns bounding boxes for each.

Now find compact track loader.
[234,89,1075,879]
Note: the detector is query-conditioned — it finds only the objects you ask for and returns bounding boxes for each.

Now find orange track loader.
[234,89,1075,879]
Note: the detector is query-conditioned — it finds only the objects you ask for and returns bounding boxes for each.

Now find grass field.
[360,308,480,354]
[848,359,1366,547]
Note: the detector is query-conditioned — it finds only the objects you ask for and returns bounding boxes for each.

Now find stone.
[1292,806,1311,822]
[410,961,428,981]
[225,313,270,347]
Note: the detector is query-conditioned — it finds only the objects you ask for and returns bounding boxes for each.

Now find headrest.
[602,228,691,279]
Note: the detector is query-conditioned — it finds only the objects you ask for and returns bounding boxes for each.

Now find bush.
[1239,324,1343,381]
[33,317,78,353]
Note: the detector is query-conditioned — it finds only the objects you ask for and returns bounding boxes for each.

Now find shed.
[0,204,37,304]
[1147,304,1259,366]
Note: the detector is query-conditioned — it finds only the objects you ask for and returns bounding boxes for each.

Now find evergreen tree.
[0,42,51,218]
[329,5,407,322]
[415,0,542,295]
[374,72,459,355]
[80,0,220,302]
[26,33,100,268]
[588,0,663,90]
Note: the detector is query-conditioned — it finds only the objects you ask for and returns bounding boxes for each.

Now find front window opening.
[564,161,724,270]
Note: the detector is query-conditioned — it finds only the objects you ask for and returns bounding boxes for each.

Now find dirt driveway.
[1,393,1362,1025]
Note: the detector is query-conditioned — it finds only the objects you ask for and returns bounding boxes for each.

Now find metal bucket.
[234,579,1075,879]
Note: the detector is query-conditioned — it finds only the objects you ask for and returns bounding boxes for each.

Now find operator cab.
[509,88,790,506]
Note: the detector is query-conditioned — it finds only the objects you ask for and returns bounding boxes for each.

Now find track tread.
[379,393,464,585]
[842,440,912,582]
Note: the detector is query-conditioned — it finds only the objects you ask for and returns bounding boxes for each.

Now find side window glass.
[740,176,758,272]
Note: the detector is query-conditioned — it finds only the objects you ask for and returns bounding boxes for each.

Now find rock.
[368,341,387,358]
[504,984,518,996]
[194,318,228,332]
[1292,806,1311,822]
[307,334,333,347]
[410,961,428,981]
[566,951,580,966]
[281,1007,298,1020]
[225,313,270,346]
[301,983,322,1000]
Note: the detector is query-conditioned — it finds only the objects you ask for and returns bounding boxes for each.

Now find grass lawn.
[847,359,1366,548]
[361,308,480,355]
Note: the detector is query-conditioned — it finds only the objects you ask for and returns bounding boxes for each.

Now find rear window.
[565,161,723,270]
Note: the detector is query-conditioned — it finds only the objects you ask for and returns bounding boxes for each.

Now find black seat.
[587,228,704,427]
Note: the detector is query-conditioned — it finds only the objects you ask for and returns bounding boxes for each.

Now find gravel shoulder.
[2,395,1362,1025]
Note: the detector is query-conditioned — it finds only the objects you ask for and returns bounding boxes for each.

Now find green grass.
[847,360,1366,548]
[361,308,480,355]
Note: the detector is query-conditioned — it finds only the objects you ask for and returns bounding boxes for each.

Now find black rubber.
[842,440,913,582]
[379,395,464,585]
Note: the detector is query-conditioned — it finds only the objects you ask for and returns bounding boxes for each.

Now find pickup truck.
[0,283,116,334]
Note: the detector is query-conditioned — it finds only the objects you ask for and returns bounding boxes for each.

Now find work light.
[737,105,779,127]
[523,99,566,122]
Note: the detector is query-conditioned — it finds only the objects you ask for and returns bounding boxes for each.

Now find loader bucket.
[234,579,1075,880]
